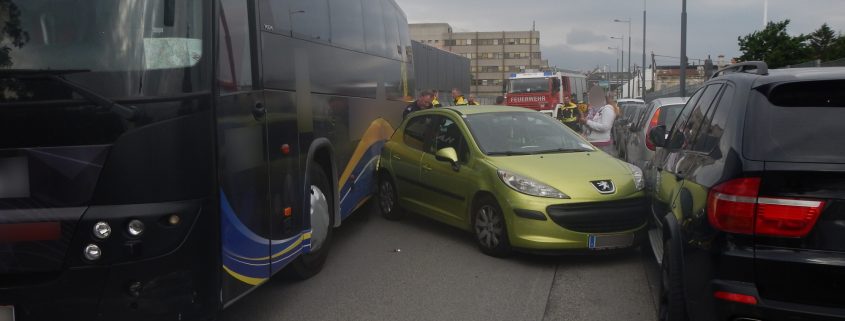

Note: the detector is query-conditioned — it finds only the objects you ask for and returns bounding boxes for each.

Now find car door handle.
[392,154,401,160]
[422,164,433,171]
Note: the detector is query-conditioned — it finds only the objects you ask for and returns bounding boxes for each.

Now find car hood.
[485,152,640,199]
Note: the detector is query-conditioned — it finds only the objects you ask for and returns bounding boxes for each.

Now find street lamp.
[614,18,631,98]
[611,36,624,98]
[642,0,647,99]
[608,46,620,98]
[680,0,688,97]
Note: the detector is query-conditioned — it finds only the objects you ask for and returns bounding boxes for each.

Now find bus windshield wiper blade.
[47,75,139,120]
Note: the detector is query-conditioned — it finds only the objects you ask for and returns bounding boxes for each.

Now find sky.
[394,0,845,72]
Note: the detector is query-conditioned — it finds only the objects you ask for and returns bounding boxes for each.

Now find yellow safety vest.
[432,98,442,107]
[559,103,579,122]
[454,96,468,106]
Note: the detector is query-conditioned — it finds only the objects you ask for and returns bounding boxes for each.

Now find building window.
[481,66,501,72]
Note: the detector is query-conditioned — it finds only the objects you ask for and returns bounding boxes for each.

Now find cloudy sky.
[394,0,845,72]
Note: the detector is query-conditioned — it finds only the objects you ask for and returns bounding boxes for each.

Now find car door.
[390,115,430,213]
[653,90,703,220]
[417,115,477,227]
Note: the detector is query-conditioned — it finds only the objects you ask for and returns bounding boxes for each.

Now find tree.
[808,23,837,61]
[737,20,808,68]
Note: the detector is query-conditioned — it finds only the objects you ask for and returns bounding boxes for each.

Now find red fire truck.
[505,71,587,117]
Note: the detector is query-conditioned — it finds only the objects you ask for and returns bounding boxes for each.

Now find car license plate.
[0,305,14,321]
[588,233,634,250]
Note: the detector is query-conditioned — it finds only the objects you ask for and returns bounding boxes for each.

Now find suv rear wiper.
[0,69,139,120]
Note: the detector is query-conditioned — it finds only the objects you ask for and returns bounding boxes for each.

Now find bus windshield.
[507,78,550,94]
[0,0,208,100]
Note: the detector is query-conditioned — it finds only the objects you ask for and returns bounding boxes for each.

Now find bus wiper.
[48,75,139,120]
[0,69,139,120]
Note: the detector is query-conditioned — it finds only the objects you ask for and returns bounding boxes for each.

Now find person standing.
[431,89,442,107]
[467,94,480,105]
[580,86,616,154]
[451,88,469,106]
[556,95,582,132]
[403,91,434,119]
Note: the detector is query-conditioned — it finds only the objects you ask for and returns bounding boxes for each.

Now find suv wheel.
[658,235,687,321]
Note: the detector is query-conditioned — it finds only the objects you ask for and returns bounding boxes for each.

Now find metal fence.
[786,57,845,68]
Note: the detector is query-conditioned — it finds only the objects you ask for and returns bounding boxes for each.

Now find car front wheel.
[473,196,512,257]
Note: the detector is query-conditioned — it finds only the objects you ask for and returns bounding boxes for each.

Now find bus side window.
[218,0,253,92]
[329,0,365,52]
[290,0,330,42]
[362,0,387,57]
[381,0,402,60]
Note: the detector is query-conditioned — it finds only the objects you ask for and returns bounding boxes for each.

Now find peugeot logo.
[591,180,616,194]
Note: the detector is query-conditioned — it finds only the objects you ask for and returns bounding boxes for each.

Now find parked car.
[377,106,647,256]
[647,62,845,321]
[622,97,688,191]
[612,99,647,157]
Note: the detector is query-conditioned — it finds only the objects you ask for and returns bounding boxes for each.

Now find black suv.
[647,62,845,321]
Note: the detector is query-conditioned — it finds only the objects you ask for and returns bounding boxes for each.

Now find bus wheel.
[287,163,334,280]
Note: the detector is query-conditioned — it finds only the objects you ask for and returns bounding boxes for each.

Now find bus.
[0,0,412,320]
[504,71,587,117]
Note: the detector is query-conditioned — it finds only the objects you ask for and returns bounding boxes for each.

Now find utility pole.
[680,0,688,97]
[613,19,632,98]
[642,0,647,98]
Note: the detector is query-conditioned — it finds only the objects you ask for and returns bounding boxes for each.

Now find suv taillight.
[707,177,826,238]
[645,107,661,151]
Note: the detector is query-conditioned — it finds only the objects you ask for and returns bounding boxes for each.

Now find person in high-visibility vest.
[556,95,582,132]
[431,89,442,107]
[451,88,468,106]
[467,94,481,106]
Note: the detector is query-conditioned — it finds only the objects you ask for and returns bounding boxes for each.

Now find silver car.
[622,97,688,191]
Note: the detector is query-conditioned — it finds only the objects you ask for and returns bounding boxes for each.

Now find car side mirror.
[435,147,460,171]
[648,125,668,148]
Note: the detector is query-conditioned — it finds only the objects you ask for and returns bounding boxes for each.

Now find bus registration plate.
[588,233,634,250]
[0,305,14,321]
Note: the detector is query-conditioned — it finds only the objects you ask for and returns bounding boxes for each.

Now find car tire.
[378,173,404,220]
[286,163,334,280]
[473,196,512,257]
[658,235,687,321]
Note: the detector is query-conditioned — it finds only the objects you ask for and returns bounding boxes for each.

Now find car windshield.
[464,112,595,155]
[0,0,208,101]
[507,78,550,94]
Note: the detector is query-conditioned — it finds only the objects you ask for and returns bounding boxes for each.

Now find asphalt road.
[219,203,661,321]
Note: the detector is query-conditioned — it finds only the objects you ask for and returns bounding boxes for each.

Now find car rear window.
[745,80,845,164]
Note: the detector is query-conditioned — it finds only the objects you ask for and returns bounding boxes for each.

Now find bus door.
[217,0,272,304]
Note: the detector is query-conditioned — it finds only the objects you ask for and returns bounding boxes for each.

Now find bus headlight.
[92,221,112,239]
[127,219,145,237]
[84,244,102,261]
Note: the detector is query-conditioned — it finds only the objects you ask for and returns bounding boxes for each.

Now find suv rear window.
[745,80,845,164]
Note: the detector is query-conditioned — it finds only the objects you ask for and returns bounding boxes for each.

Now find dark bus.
[0,0,412,320]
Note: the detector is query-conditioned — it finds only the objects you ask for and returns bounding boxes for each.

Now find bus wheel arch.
[305,139,340,228]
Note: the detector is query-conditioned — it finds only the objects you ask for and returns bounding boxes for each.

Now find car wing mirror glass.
[648,125,668,148]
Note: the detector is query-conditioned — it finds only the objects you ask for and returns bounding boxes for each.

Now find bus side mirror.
[435,147,460,171]
[648,125,668,148]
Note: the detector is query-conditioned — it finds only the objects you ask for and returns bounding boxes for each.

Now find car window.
[633,102,655,129]
[432,116,470,163]
[693,84,734,153]
[403,115,434,152]
[667,84,722,149]
[659,104,685,130]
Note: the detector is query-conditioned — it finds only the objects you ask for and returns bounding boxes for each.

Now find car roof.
[618,99,645,103]
[442,105,535,115]
[715,67,845,87]
[650,97,689,106]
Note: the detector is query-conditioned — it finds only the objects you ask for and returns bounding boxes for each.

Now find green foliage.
[737,20,845,68]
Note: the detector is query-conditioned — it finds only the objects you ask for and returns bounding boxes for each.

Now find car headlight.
[497,170,569,199]
[626,163,645,191]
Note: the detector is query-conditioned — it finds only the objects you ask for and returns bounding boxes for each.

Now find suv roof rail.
[712,61,768,79]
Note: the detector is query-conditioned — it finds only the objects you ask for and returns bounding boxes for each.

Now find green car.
[376,106,648,256]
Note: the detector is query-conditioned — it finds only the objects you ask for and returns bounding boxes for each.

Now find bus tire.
[287,163,334,280]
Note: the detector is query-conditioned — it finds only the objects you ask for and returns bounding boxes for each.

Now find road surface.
[219,203,660,321]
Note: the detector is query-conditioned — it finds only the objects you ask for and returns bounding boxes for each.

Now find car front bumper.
[500,194,649,251]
